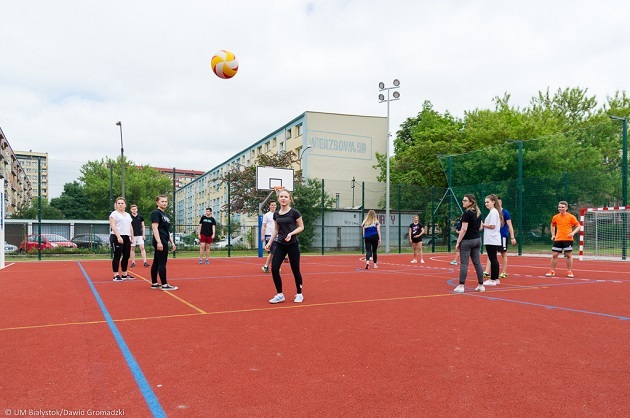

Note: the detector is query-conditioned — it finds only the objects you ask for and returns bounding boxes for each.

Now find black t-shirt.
[409,222,424,240]
[461,209,481,240]
[199,216,216,236]
[131,213,144,236]
[273,207,302,245]
[151,209,171,245]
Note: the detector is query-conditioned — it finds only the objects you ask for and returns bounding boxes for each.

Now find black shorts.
[411,238,422,244]
[552,240,573,253]
[501,236,509,253]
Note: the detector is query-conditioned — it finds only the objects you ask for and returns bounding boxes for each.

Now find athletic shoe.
[373,263,378,269]
[294,294,304,303]
[161,284,178,291]
[113,275,123,282]
[499,272,507,279]
[410,259,417,264]
[121,274,135,280]
[150,283,161,289]
[567,270,574,278]
[269,293,285,304]
[475,284,486,292]
[420,259,425,264]
[483,272,490,278]
[483,279,498,286]
[144,262,150,267]
[365,263,369,269]
[450,261,458,265]
[198,259,203,264]
[205,259,210,265]
[283,258,289,263]
[545,270,555,277]
[262,265,269,273]
[130,262,136,268]
[453,284,465,294]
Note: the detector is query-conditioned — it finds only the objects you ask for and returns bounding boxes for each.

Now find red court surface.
[1,253,628,417]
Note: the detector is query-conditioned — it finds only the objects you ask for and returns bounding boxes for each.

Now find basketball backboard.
[256,166,294,191]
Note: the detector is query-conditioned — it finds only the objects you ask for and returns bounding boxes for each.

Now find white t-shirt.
[262,211,275,236]
[483,208,501,246]
[110,210,133,236]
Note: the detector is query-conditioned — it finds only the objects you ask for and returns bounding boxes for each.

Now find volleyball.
[211,50,239,79]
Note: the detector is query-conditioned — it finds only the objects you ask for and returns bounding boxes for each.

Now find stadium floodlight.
[378,80,401,253]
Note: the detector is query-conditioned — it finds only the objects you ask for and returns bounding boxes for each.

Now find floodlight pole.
[379,80,400,253]
[116,121,125,199]
[610,115,628,260]
[610,116,628,206]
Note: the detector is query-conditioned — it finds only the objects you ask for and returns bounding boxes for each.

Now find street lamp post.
[379,80,400,253]
[116,121,125,199]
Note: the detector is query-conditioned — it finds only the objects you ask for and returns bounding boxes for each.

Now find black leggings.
[111,234,131,273]
[485,244,501,280]
[364,235,379,263]
[271,241,303,294]
[151,242,170,284]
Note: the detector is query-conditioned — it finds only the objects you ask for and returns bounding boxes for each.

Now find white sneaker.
[269,293,285,304]
[373,263,378,269]
[475,285,485,292]
[450,261,458,265]
[420,259,425,264]
[294,294,304,303]
[483,279,499,286]
[454,285,465,293]
[410,259,417,264]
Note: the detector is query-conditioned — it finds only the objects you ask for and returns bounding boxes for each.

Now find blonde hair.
[485,194,505,226]
[362,210,378,227]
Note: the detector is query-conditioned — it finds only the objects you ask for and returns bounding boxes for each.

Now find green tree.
[50,181,95,219]
[12,198,63,219]
[80,157,173,220]
[294,178,335,252]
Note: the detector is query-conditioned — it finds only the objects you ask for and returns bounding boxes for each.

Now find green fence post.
[172,167,177,258]
[37,156,42,261]
[398,183,402,253]
[321,179,325,255]
[228,172,231,258]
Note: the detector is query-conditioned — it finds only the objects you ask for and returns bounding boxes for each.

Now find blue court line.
[470,293,629,321]
[77,262,166,417]
[446,277,629,321]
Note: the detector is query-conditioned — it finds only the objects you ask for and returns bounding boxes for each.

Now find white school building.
[174,111,387,228]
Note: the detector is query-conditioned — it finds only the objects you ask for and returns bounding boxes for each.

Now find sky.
[1,0,629,197]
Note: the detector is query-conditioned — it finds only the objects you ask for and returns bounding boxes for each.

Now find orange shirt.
[551,213,579,241]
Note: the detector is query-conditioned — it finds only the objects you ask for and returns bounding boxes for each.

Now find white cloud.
[1,0,628,196]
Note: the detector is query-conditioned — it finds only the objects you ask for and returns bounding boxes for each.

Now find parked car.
[212,235,243,249]
[19,234,78,253]
[71,233,110,249]
[4,241,18,253]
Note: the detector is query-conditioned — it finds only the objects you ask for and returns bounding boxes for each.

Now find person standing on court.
[362,209,381,269]
[546,200,580,278]
[483,196,516,279]
[261,201,277,273]
[109,197,134,282]
[482,194,504,287]
[197,207,216,264]
[409,215,426,264]
[129,204,149,268]
[265,189,304,304]
[453,194,485,293]
[150,194,178,290]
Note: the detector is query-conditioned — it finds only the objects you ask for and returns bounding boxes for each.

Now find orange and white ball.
[211,50,239,79]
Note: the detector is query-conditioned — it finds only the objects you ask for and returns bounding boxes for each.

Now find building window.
[265,142,270,152]
[286,128,292,139]
[272,137,277,147]
[297,124,302,136]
